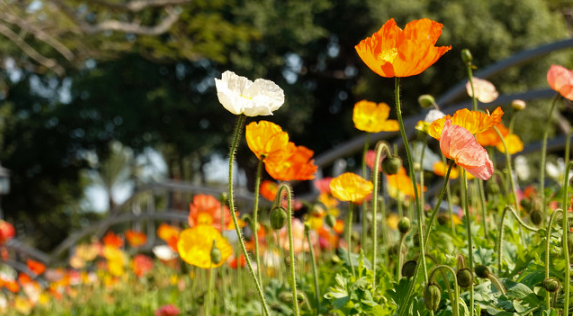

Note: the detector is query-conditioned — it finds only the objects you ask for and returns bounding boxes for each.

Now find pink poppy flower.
[547,65,573,101]
[313,177,333,194]
[440,119,494,180]
[365,150,385,172]
[154,304,181,316]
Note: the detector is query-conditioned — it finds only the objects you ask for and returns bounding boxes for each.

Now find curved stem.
[497,206,539,274]
[371,141,392,289]
[397,232,408,280]
[462,171,474,316]
[276,183,300,316]
[253,158,264,285]
[540,94,561,221]
[347,202,355,276]
[428,265,460,316]
[305,228,320,316]
[362,133,371,250]
[494,126,519,212]
[545,209,563,310]
[226,114,271,316]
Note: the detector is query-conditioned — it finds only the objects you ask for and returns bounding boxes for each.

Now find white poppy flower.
[424,109,446,123]
[215,71,285,116]
[152,245,178,261]
[514,155,530,181]
[466,77,499,103]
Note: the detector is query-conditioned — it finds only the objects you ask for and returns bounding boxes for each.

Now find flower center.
[377,48,398,64]
[197,213,214,225]
[239,94,253,100]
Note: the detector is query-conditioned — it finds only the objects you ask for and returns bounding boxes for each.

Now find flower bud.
[220,192,228,204]
[304,221,311,232]
[520,198,532,213]
[325,214,336,229]
[474,265,490,279]
[511,99,526,111]
[270,207,288,230]
[382,155,402,175]
[461,49,473,64]
[437,213,449,226]
[530,210,543,226]
[398,217,411,234]
[543,277,560,293]
[486,181,500,195]
[456,268,474,288]
[418,94,436,109]
[423,283,441,311]
[210,241,222,265]
[401,260,417,278]
[531,197,543,213]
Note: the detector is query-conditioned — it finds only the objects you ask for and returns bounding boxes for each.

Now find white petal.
[424,109,445,123]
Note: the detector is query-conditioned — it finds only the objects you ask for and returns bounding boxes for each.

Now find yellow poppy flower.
[353,100,400,133]
[428,107,504,140]
[177,225,233,269]
[433,161,459,179]
[329,173,373,203]
[496,134,523,154]
[245,120,290,162]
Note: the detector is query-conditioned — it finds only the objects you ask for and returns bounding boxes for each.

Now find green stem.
[466,63,478,112]
[540,94,561,222]
[428,265,460,316]
[394,77,427,316]
[397,232,407,280]
[492,170,510,200]
[544,208,563,310]
[206,263,215,316]
[497,206,539,274]
[371,141,391,289]
[462,171,474,316]
[420,137,427,218]
[561,161,573,315]
[478,180,488,239]
[565,131,572,173]
[306,228,320,316]
[226,114,271,316]
[253,158,264,285]
[494,126,519,212]
[347,202,355,276]
[276,183,300,316]
[362,133,371,251]
[508,113,517,135]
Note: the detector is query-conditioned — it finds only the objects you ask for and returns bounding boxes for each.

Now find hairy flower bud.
[511,99,526,111]
[401,260,417,278]
[270,207,288,230]
[437,213,449,226]
[398,217,411,234]
[474,265,490,279]
[543,277,561,293]
[418,94,436,109]
[325,214,336,229]
[424,283,442,311]
[210,241,222,265]
[456,268,474,288]
[530,210,543,226]
[461,49,473,64]
[382,155,402,175]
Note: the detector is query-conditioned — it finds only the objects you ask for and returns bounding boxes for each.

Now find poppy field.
[2,17,573,316]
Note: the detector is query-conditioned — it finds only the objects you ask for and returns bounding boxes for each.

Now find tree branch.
[0,22,64,75]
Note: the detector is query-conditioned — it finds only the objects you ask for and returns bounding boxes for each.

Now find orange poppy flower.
[496,134,524,154]
[353,100,400,133]
[329,173,373,203]
[229,254,246,269]
[476,122,509,147]
[157,224,180,251]
[547,65,573,101]
[428,107,504,140]
[386,167,426,198]
[245,120,290,163]
[260,180,278,201]
[27,259,46,275]
[125,230,147,247]
[132,254,154,277]
[177,225,233,269]
[103,231,123,248]
[0,220,15,245]
[2,279,19,293]
[440,119,494,180]
[18,273,32,285]
[355,18,451,78]
[432,161,459,179]
[188,194,232,231]
[264,143,318,181]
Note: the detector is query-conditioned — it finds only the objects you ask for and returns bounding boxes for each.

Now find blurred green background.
[0,0,572,250]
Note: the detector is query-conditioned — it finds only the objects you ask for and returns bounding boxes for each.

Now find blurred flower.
[188,194,232,232]
[177,225,232,269]
[102,231,123,248]
[314,177,333,194]
[74,243,100,262]
[154,304,181,316]
[352,100,399,133]
[425,109,446,123]
[365,150,384,172]
[157,224,180,251]
[278,219,317,253]
[466,77,498,103]
[69,255,85,270]
[245,121,290,163]
[439,119,494,180]
[386,167,426,199]
[514,155,530,181]
[265,143,317,181]
[125,230,147,247]
[433,161,459,179]
[229,254,246,269]
[26,259,45,276]
[330,173,373,203]
[14,296,32,315]
[386,213,399,230]
[132,254,154,277]
[546,158,573,185]
[547,65,573,101]
[428,107,504,140]
[152,245,178,261]
[0,221,14,245]
[355,18,451,77]
[215,71,284,116]
[495,134,523,154]
[476,122,509,147]
[260,180,278,201]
